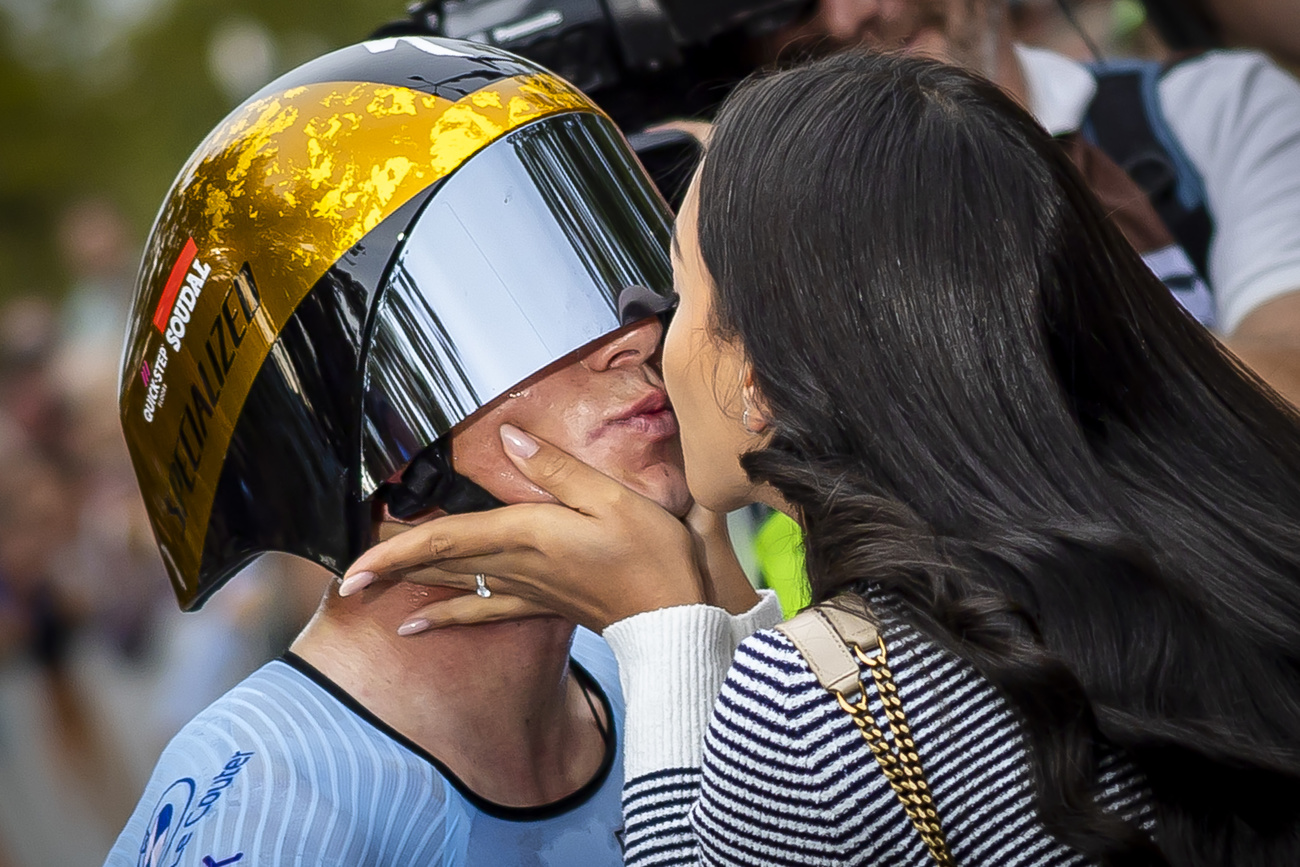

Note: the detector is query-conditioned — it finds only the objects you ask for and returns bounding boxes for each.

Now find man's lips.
[603,390,679,441]
[611,390,668,421]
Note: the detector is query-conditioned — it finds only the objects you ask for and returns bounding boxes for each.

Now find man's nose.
[583,318,664,372]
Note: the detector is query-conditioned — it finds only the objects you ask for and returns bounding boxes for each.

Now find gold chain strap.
[834,636,956,867]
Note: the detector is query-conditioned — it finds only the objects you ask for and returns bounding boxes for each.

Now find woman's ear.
[740,367,772,434]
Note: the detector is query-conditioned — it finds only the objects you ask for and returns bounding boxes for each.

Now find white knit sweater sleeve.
[601,591,781,864]
[601,590,781,780]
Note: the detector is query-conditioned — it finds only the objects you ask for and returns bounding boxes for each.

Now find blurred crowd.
[0,199,325,865]
[0,0,1296,864]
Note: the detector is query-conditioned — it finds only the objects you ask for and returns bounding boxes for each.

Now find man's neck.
[290,583,608,808]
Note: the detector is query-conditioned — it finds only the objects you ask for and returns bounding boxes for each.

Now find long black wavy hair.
[696,50,1300,865]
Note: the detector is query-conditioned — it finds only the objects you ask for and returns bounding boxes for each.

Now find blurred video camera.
[373,0,813,205]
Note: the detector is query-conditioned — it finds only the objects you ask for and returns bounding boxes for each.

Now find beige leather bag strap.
[774,595,879,700]
[776,596,955,867]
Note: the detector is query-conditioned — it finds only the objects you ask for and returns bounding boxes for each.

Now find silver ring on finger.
[475,573,492,599]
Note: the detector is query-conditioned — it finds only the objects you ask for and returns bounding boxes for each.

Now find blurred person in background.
[1010,0,1170,60]
[0,296,91,763]
[1139,0,1300,71]
[0,294,140,857]
[757,0,1300,406]
[105,35,773,866]
[1202,0,1300,70]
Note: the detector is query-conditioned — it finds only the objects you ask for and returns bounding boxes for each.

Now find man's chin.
[668,490,695,519]
[614,472,692,517]
[648,482,694,519]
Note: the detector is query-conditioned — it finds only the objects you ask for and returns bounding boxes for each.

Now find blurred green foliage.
[0,0,405,301]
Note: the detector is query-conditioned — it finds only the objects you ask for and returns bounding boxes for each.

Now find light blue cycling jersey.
[104,628,625,867]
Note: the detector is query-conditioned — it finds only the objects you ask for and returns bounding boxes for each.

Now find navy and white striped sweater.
[617,610,1151,866]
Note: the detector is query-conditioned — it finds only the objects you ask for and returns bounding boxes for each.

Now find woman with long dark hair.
[344,50,1300,865]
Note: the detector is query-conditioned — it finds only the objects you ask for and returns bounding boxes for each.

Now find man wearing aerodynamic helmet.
[105,35,772,866]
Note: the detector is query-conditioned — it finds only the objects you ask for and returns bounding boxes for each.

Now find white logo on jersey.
[137,778,195,867]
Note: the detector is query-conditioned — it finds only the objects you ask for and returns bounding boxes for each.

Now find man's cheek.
[452,441,546,505]
[563,437,621,477]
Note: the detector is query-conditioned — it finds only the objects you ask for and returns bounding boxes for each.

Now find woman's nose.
[583,318,664,372]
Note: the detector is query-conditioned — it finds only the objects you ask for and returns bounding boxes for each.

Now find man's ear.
[740,367,772,434]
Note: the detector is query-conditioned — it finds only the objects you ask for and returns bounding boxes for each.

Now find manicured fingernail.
[397,618,430,636]
[338,571,376,597]
[500,424,539,458]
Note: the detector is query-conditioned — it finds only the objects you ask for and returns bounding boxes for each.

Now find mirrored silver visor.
[359,111,675,497]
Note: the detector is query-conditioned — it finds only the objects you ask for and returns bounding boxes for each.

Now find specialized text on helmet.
[161,265,262,532]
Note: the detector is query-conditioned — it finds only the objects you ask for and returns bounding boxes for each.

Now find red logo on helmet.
[153,238,199,333]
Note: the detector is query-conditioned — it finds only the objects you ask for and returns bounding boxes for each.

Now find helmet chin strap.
[378,441,505,520]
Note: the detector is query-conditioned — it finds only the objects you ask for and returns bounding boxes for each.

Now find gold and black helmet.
[119,36,673,609]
